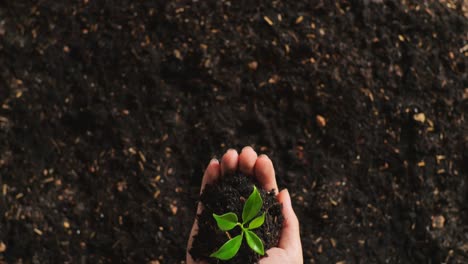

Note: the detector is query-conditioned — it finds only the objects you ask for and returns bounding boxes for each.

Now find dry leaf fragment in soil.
[413,113,426,123]
[268,75,280,84]
[248,61,258,71]
[170,203,178,215]
[431,215,445,229]
[295,16,304,24]
[316,115,326,127]
[263,16,274,26]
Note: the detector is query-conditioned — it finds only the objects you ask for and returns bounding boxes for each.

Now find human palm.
[186,147,303,264]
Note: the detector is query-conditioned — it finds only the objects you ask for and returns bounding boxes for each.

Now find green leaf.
[245,230,265,255]
[210,234,243,260]
[248,212,265,230]
[213,212,238,231]
[242,186,263,224]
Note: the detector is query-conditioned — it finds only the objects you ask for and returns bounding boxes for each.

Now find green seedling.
[210,186,266,260]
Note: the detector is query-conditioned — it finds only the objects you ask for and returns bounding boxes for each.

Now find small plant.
[210,186,266,260]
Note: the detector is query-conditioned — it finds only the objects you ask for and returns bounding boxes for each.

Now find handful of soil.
[189,172,283,263]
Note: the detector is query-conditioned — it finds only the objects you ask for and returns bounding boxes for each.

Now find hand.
[186,147,303,264]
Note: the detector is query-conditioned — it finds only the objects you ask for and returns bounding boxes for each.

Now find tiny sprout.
[210,186,266,260]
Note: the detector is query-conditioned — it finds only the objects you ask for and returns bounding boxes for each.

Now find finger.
[186,217,200,263]
[187,159,220,263]
[200,159,221,194]
[238,146,258,176]
[277,189,302,254]
[221,149,239,175]
[254,154,278,193]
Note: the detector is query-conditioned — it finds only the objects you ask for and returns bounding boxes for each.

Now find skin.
[187,147,303,264]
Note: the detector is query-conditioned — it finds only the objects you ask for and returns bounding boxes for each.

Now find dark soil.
[0,0,467,263]
[189,173,282,264]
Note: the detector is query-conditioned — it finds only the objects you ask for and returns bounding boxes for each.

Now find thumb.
[277,189,302,253]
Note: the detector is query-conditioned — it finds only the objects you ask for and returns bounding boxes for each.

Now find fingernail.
[259,154,269,159]
[210,158,219,164]
[241,146,253,153]
[227,148,236,153]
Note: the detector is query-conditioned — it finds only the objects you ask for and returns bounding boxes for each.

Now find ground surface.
[0,0,467,263]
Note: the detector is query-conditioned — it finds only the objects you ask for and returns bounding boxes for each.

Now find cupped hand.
[187,147,303,264]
